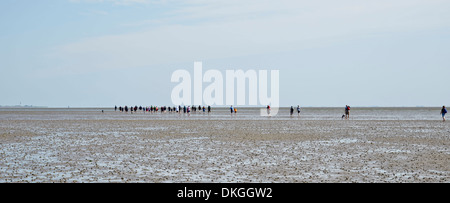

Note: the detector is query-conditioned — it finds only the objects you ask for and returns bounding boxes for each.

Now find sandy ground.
[0,110,449,182]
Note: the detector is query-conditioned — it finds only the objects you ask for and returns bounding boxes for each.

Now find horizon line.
[0,105,443,109]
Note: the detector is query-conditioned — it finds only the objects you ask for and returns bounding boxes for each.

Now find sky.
[1,0,449,107]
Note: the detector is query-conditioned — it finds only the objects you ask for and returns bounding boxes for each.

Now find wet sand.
[0,109,449,182]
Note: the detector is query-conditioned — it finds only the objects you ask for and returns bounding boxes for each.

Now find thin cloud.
[51,0,450,76]
[69,0,154,5]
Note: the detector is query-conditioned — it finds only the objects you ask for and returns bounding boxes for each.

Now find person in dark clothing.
[441,106,447,122]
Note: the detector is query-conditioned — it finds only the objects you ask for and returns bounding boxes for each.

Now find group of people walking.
[113,104,447,121]
[230,106,237,114]
[264,105,302,116]
[288,105,301,116]
[115,105,212,114]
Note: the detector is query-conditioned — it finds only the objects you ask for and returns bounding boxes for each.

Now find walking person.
[441,106,447,122]
[290,106,294,116]
[208,105,211,114]
[230,105,234,114]
[345,105,350,119]
[297,105,301,116]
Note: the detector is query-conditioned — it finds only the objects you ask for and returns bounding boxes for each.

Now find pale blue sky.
[1,0,449,107]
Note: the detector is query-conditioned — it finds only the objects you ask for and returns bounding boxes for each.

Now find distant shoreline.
[0,105,48,108]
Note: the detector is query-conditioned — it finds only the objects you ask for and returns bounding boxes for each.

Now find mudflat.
[0,109,448,182]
